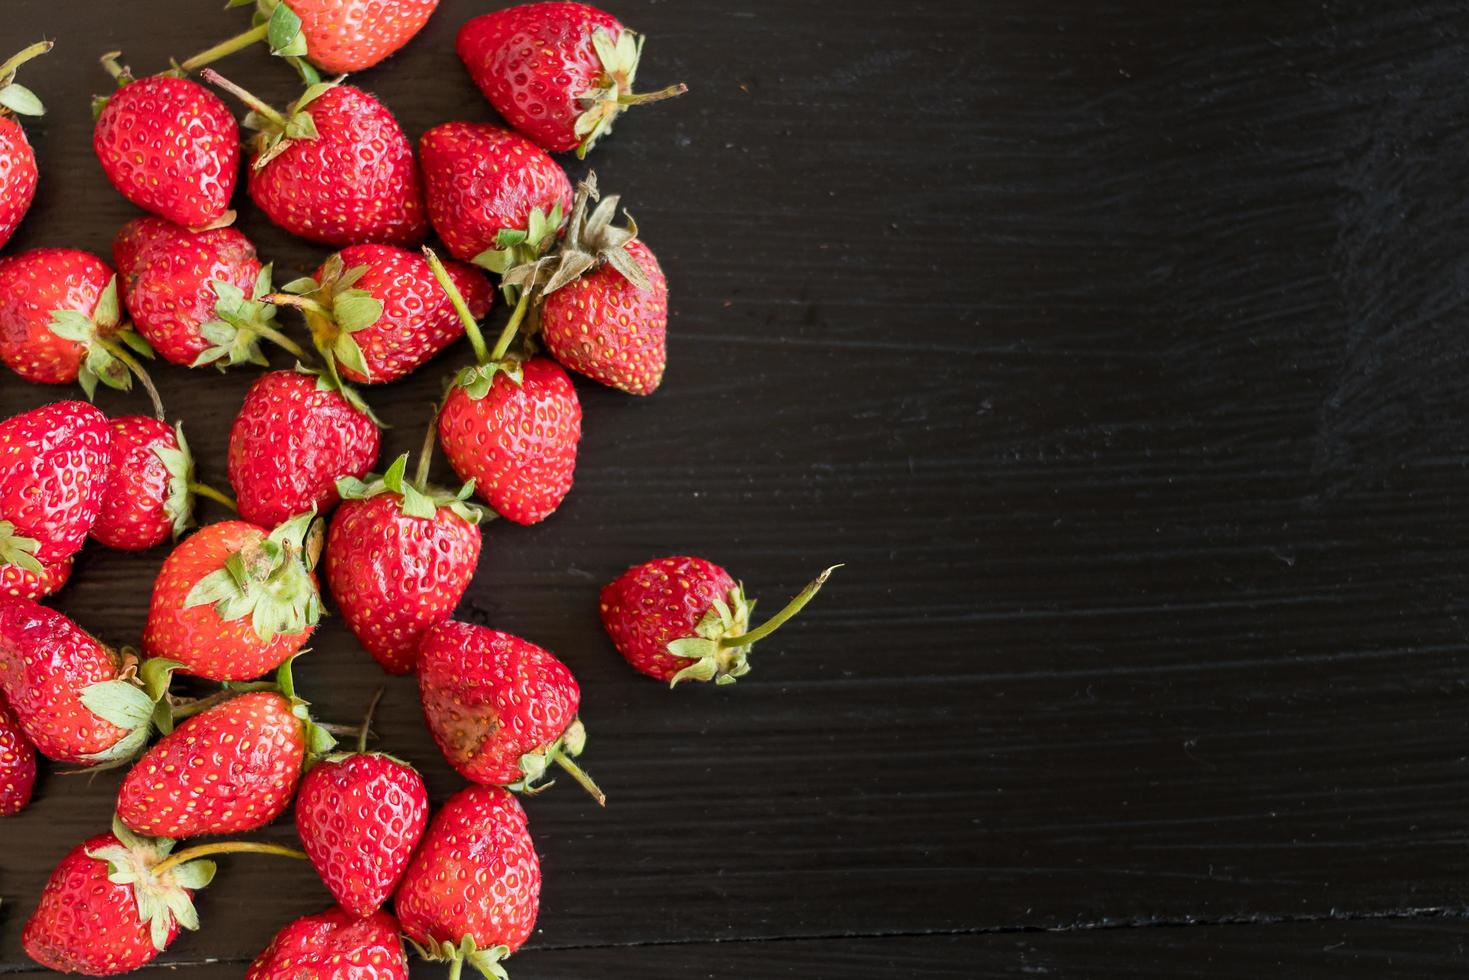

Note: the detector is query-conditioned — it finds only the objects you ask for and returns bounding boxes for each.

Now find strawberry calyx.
[407,935,512,980]
[574,28,687,159]
[46,275,166,419]
[0,521,44,575]
[338,453,484,525]
[275,254,386,382]
[182,510,324,641]
[201,69,340,169]
[86,815,217,952]
[506,717,606,806]
[665,566,841,687]
[0,41,51,119]
[78,654,182,765]
[196,265,301,369]
[472,203,566,300]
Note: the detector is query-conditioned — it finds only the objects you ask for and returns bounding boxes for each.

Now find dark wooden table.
[5,0,1466,976]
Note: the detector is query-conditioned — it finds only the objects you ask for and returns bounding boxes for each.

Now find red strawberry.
[419,620,603,803]
[0,556,71,601]
[0,249,163,411]
[327,452,483,673]
[0,595,170,764]
[0,692,37,814]
[457,2,686,157]
[91,416,198,551]
[115,217,299,369]
[247,906,410,979]
[93,54,239,228]
[285,0,439,73]
[395,784,540,979]
[601,557,838,685]
[23,822,218,975]
[204,71,428,247]
[0,400,112,571]
[419,122,572,264]
[228,369,382,527]
[0,42,51,250]
[143,515,322,681]
[275,245,490,385]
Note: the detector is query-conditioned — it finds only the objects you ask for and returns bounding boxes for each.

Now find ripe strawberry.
[0,249,163,411]
[0,595,171,764]
[93,54,239,228]
[419,122,572,264]
[0,556,71,601]
[396,785,540,979]
[91,416,200,551]
[204,71,428,247]
[115,217,298,369]
[457,2,686,157]
[283,0,439,73]
[0,400,112,572]
[419,620,603,803]
[23,821,218,975]
[229,369,382,527]
[0,42,52,250]
[275,245,490,385]
[247,906,410,979]
[143,514,322,681]
[0,692,37,814]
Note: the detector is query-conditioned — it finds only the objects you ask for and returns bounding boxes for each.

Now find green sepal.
[454,358,523,401]
[0,83,43,116]
[153,425,197,539]
[408,935,510,980]
[194,267,280,369]
[246,78,340,169]
[86,820,207,953]
[183,511,322,640]
[505,717,589,795]
[80,679,156,731]
[276,653,337,767]
[336,453,485,524]
[0,521,43,575]
[666,585,754,687]
[286,258,381,382]
[572,29,645,157]
[472,203,565,281]
[266,2,307,57]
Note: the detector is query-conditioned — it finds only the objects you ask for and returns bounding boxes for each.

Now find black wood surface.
[4,0,1467,976]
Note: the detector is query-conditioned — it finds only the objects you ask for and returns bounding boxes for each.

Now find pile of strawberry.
[0,2,836,977]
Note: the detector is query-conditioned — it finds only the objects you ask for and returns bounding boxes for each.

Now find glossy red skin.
[112,216,188,279]
[0,117,38,250]
[144,520,318,680]
[0,400,112,562]
[91,415,176,551]
[325,493,480,673]
[418,621,580,785]
[94,76,239,228]
[395,785,540,954]
[117,691,304,838]
[229,370,381,527]
[0,556,72,600]
[419,122,573,261]
[600,555,738,681]
[117,219,263,366]
[287,0,440,73]
[456,2,623,152]
[0,693,37,815]
[0,249,115,384]
[542,239,668,395]
[437,356,581,525]
[319,245,490,384]
[248,85,428,248]
[23,833,182,975]
[295,753,429,916]
[0,595,128,763]
[247,906,409,979]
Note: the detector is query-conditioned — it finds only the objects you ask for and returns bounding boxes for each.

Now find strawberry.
[395,784,540,979]
[0,249,164,412]
[247,906,410,979]
[143,514,322,681]
[601,557,838,685]
[0,595,173,764]
[115,217,301,369]
[419,122,572,265]
[0,400,112,572]
[229,369,382,527]
[0,692,37,814]
[279,0,439,73]
[91,416,200,551]
[275,245,491,385]
[0,556,71,600]
[456,2,686,157]
[93,54,239,229]
[204,71,428,248]
[327,451,483,674]
[419,620,603,803]
[0,42,52,250]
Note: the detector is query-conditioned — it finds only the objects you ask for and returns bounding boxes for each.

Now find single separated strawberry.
[419,620,603,803]
[248,906,410,979]
[0,400,112,574]
[93,53,239,229]
[419,122,572,265]
[0,692,37,814]
[395,785,540,980]
[0,595,175,764]
[143,514,322,681]
[0,250,164,413]
[274,245,490,385]
[601,557,839,685]
[202,71,427,247]
[229,369,382,527]
[0,556,71,600]
[0,42,52,250]
[187,0,438,78]
[91,416,203,551]
[425,250,582,525]
[457,2,686,157]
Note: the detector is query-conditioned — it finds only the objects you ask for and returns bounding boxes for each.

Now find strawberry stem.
[177,23,270,74]
[190,482,238,512]
[357,687,383,754]
[97,50,134,86]
[414,402,440,489]
[423,248,488,364]
[200,68,287,128]
[617,81,688,106]
[151,841,307,878]
[552,753,606,806]
[490,290,531,362]
[447,960,464,980]
[247,319,313,364]
[264,292,331,320]
[0,41,53,81]
[720,565,842,649]
[96,337,165,420]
